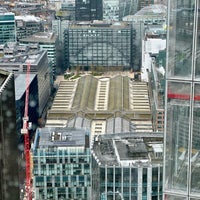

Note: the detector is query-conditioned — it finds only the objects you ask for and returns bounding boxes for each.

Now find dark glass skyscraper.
[75,0,103,21]
[0,69,20,200]
[163,0,200,199]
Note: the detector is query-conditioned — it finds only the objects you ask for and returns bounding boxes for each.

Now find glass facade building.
[75,0,103,21]
[32,127,91,200]
[0,70,20,200]
[92,135,163,200]
[103,0,137,21]
[163,1,200,199]
[0,49,51,116]
[92,164,163,200]
[0,12,16,44]
[64,21,135,70]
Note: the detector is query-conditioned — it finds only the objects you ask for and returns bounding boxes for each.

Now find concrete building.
[32,127,91,200]
[0,44,51,116]
[163,0,200,199]
[19,32,59,79]
[0,69,20,200]
[91,133,163,200]
[75,0,103,21]
[0,9,16,44]
[64,21,136,71]
[15,15,44,41]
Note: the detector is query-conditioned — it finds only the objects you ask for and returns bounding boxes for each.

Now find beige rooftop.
[47,75,151,122]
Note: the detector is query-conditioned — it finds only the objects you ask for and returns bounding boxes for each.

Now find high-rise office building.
[75,0,103,21]
[32,127,91,200]
[0,69,20,200]
[103,0,137,21]
[19,32,58,79]
[0,46,51,116]
[0,9,16,44]
[163,1,200,199]
[92,134,163,200]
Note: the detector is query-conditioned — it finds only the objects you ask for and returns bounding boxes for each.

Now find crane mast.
[21,61,32,200]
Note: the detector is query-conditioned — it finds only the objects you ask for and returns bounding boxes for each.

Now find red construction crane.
[21,61,32,200]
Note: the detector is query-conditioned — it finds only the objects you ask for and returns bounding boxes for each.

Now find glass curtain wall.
[164,0,200,199]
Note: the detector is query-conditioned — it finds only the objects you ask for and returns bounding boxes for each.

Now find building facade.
[0,46,51,116]
[52,20,70,43]
[92,134,163,200]
[32,127,91,200]
[0,10,16,44]
[64,21,135,71]
[163,0,200,199]
[19,32,58,79]
[75,0,103,21]
[15,15,44,41]
[103,0,137,21]
[138,0,155,11]
[0,69,20,200]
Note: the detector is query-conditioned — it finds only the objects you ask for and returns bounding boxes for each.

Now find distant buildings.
[103,0,137,21]
[138,0,154,11]
[0,9,16,44]
[56,2,75,20]
[52,19,70,43]
[91,133,163,199]
[75,0,103,21]
[19,32,59,79]
[139,26,166,132]
[123,4,166,25]
[15,15,44,41]
[163,1,200,199]
[32,127,91,200]
[0,69,20,200]
[64,21,136,71]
